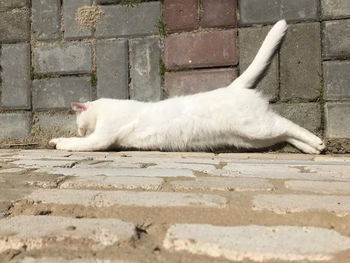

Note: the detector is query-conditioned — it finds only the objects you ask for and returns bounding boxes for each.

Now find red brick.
[200,0,237,28]
[164,68,237,97]
[164,30,237,69]
[163,0,199,33]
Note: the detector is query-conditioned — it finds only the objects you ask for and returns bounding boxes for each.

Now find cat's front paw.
[49,138,74,151]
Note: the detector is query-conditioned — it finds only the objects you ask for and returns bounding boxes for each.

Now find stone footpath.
[0,149,350,262]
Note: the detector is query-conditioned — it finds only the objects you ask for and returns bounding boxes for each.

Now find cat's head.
[71,102,96,137]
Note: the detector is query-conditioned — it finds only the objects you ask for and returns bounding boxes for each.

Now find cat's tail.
[229,19,287,89]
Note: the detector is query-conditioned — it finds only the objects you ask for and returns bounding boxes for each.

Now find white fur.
[50,20,325,154]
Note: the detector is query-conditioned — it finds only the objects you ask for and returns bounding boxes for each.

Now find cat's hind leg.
[240,112,325,154]
[283,121,325,152]
[287,138,321,154]
[273,115,325,153]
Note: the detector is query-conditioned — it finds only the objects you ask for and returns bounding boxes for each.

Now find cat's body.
[50,20,325,154]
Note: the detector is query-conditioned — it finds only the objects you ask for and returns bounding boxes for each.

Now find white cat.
[50,20,325,154]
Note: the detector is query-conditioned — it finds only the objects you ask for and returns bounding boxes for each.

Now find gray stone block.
[0,10,29,43]
[321,0,350,19]
[96,39,128,99]
[282,0,319,21]
[32,0,60,41]
[130,37,161,102]
[63,0,93,40]
[239,0,318,25]
[280,23,321,101]
[34,43,92,74]
[272,103,321,132]
[239,26,278,101]
[0,0,28,9]
[32,77,92,110]
[96,2,160,38]
[0,113,32,139]
[325,103,350,138]
[324,61,350,101]
[37,113,77,133]
[323,20,350,59]
[0,43,30,109]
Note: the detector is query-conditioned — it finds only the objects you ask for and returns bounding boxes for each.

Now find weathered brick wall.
[0,0,349,152]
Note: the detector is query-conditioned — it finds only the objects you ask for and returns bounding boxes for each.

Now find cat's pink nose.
[49,139,57,146]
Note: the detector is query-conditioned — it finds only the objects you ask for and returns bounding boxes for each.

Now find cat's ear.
[71,102,87,112]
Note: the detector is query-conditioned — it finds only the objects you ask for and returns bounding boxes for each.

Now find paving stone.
[34,43,92,74]
[163,224,350,261]
[200,0,237,28]
[324,61,350,100]
[150,162,215,172]
[0,216,136,252]
[37,113,77,134]
[11,159,77,168]
[218,152,318,162]
[38,167,195,177]
[171,177,273,191]
[96,2,160,38]
[0,0,28,9]
[32,0,60,41]
[32,77,92,110]
[26,189,227,208]
[60,175,164,190]
[239,26,278,101]
[280,23,321,101]
[323,19,350,59]
[63,0,93,39]
[226,163,350,175]
[313,155,350,163]
[0,9,29,43]
[272,103,322,132]
[75,160,141,169]
[285,180,350,194]
[101,154,220,164]
[321,0,350,18]
[239,0,319,25]
[0,113,31,139]
[325,102,350,139]
[0,168,25,173]
[19,258,139,263]
[165,30,237,69]
[0,43,30,109]
[9,150,88,160]
[164,68,236,98]
[130,38,161,102]
[96,39,128,99]
[76,156,219,170]
[212,164,350,181]
[163,0,198,33]
[253,194,350,216]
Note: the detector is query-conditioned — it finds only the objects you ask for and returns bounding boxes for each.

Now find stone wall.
[0,0,349,152]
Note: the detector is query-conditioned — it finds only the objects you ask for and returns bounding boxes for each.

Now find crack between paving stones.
[55,175,75,189]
